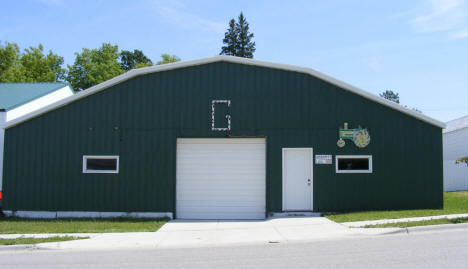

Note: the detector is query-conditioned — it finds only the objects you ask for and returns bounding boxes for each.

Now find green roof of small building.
[0,82,71,111]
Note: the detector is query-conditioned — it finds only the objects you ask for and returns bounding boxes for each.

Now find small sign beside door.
[315,155,332,164]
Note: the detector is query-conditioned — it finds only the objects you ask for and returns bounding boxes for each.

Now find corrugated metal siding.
[443,129,468,191]
[2,62,443,213]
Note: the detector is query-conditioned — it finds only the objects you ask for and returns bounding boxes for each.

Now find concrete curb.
[359,222,468,236]
[342,213,468,228]
[350,227,406,236]
[0,244,39,251]
[373,228,407,235]
[406,222,468,233]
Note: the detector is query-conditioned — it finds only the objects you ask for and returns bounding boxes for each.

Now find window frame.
[82,155,119,174]
[335,155,373,174]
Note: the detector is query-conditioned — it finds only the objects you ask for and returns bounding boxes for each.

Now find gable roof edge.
[4,55,445,129]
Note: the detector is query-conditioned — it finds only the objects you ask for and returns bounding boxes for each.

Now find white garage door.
[176,138,266,219]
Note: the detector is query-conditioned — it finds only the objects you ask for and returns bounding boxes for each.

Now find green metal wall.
[2,61,443,213]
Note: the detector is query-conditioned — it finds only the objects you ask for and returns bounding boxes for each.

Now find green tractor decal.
[337,122,370,148]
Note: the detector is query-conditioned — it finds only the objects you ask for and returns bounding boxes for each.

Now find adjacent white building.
[0,82,74,198]
[443,115,468,191]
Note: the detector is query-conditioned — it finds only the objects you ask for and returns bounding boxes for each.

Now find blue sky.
[1,0,468,122]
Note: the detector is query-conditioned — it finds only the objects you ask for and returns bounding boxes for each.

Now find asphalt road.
[1,229,468,269]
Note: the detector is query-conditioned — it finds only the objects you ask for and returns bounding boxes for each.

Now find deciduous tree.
[0,42,65,82]
[456,157,468,166]
[0,42,22,81]
[120,49,152,70]
[380,90,422,113]
[157,54,180,65]
[380,90,400,104]
[67,43,124,91]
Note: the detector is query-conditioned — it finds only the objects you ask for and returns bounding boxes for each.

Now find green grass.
[325,191,468,223]
[0,236,89,246]
[364,217,468,228]
[0,217,169,234]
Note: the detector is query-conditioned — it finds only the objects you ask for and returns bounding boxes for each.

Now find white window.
[336,155,372,173]
[82,155,119,174]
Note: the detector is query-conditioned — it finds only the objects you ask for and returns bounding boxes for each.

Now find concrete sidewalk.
[153,217,359,247]
[3,214,468,251]
[342,213,468,227]
[0,217,397,251]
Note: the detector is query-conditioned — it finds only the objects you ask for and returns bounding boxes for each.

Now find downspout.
[0,110,5,210]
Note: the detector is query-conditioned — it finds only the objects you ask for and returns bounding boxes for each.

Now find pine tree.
[236,13,255,58]
[220,19,238,56]
[220,12,256,58]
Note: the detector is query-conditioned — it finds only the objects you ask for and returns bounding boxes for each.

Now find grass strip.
[0,236,89,246]
[325,191,468,223]
[363,217,468,228]
[0,217,169,234]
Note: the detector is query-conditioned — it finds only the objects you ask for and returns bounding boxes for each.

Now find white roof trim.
[443,126,468,135]
[4,55,445,129]
[443,115,468,133]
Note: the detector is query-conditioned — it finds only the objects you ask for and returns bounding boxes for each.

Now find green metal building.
[1,56,445,219]
[0,82,74,210]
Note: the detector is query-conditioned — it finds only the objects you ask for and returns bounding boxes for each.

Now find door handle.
[307,179,311,186]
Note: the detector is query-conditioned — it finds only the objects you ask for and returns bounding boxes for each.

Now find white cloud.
[411,0,466,32]
[363,56,382,71]
[150,1,225,35]
[451,28,468,39]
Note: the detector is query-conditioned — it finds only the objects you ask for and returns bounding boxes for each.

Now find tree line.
[0,42,181,91]
[0,12,256,92]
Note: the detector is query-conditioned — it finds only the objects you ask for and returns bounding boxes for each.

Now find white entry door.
[282,148,313,211]
[176,138,266,219]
